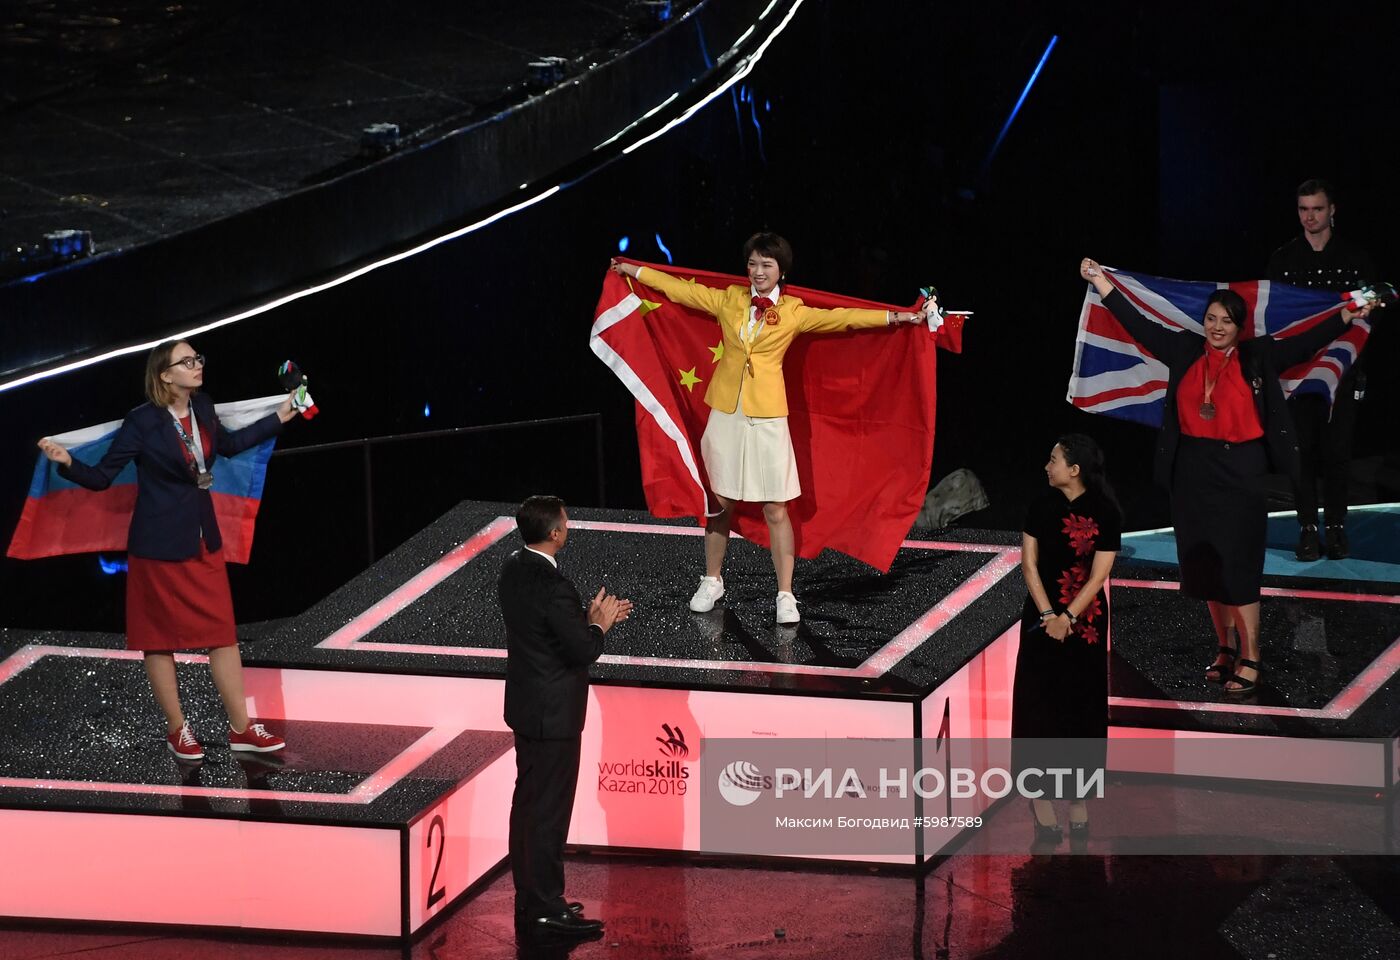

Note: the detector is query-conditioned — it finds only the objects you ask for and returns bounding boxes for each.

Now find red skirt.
[126,544,238,651]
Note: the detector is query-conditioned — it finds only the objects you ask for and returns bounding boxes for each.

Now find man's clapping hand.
[588,588,634,633]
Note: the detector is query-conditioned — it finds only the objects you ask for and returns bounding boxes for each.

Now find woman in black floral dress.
[1012,434,1121,840]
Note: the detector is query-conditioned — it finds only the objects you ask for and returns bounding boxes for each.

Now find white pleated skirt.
[700,401,801,504]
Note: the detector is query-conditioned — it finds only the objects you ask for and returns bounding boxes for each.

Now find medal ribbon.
[1201,346,1235,412]
[169,408,209,479]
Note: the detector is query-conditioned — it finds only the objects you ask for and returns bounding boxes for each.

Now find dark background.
[2,0,1397,631]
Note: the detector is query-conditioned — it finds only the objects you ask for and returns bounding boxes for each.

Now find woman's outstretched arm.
[610,259,727,318]
[1080,257,1193,363]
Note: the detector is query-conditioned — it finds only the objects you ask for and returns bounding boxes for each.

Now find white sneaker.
[776,591,800,625]
[689,576,725,612]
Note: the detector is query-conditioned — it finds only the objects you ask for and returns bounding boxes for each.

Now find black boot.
[1296,524,1320,562]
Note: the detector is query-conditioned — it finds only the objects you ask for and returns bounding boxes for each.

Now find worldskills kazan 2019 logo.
[596,723,692,796]
[655,723,689,759]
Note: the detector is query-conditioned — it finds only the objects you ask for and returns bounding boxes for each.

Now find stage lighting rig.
[0,228,94,281]
[632,1,673,25]
[44,229,94,261]
[526,57,568,90]
[360,122,403,157]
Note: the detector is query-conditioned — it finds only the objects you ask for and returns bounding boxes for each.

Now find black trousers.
[510,733,582,918]
[1289,371,1358,528]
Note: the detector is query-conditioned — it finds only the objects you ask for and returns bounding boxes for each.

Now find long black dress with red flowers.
[1011,489,1121,793]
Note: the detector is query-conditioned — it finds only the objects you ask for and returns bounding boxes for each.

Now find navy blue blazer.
[58,392,283,561]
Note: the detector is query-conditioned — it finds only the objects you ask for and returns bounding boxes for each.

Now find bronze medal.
[196,470,214,490]
[1200,347,1233,424]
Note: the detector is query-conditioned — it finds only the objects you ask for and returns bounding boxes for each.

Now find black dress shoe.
[524,911,604,935]
[516,901,584,917]
[1325,524,1350,560]
[1296,524,1320,562]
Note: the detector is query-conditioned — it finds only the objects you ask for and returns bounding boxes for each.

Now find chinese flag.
[590,261,963,573]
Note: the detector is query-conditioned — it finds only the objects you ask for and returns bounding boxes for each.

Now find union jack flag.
[1067,268,1369,427]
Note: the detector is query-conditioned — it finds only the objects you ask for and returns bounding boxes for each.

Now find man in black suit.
[1266,178,1378,561]
[499,495,631,936]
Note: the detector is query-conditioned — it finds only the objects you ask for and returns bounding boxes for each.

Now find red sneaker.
[167,721,204,761]
[229,722,285,753]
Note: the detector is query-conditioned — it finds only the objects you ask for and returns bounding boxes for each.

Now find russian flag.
[7,395,285,565]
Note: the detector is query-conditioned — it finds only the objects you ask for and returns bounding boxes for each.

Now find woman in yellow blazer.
[611,233,931,624]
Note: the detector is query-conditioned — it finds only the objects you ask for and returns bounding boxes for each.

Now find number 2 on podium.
[426,814,447,909]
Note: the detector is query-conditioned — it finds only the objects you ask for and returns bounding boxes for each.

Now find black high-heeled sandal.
[1225,658,1261,695]
[1204,644,1238,683]
[1028,799,1062,843]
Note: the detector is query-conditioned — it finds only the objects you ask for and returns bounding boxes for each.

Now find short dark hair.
[516,495,566,544]
[742,232,793,278]
[1296,178,1334,204]
[1204,289,1247,328]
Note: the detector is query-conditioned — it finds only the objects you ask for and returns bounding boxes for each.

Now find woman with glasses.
[37,340,298,761]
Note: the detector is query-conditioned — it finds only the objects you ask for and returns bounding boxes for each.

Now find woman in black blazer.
[1079,258,1367,693]
[38,340,297,761]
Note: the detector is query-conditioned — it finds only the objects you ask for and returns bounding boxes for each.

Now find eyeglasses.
[166,354,206,370]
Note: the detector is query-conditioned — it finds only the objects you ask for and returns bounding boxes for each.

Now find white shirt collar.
[524,546,557,568]
[751,283,780,303]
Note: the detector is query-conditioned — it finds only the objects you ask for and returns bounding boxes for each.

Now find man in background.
[1267,178,1377,560]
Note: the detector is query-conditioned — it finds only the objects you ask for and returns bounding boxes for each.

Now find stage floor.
[4,498,1400,937]
[1107,568,1400,738]
[7,498,1400,744]
[226,500,1400,740]
[0,643,516,936]
[1121,502,1400,584]
[0,642,511,822]
[241,501,1027,700]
